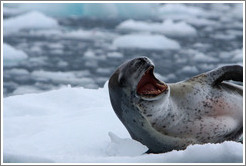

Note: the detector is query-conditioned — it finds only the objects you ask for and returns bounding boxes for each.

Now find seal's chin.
[137,66,167,98]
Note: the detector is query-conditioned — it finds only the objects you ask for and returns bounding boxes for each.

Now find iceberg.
[10,3,158,19]
[82,3,157,19]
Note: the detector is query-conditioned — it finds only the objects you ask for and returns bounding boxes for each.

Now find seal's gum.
[137,67,167,97]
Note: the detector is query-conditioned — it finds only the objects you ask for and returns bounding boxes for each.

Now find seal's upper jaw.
[137,66,168,98]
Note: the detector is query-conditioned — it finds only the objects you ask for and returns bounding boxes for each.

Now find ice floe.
[113,33,180,50]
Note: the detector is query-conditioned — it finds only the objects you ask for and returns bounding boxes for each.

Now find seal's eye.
[119,77,127,87]
[137,67,167,97]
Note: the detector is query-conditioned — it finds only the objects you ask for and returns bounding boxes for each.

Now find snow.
[2,3,244,163]
[106,132,148,157]
[113,33,180,50]
[3,43,28,66]
[3,82,243,163]
[117,19,197,37]
[4,11,58,34]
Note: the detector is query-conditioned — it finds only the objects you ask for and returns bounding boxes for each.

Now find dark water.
[3,3,243,97]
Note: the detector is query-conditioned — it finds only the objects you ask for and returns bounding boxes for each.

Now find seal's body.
[108,57,243,153]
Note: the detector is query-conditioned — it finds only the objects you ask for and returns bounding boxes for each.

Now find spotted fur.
[109,57,243,153]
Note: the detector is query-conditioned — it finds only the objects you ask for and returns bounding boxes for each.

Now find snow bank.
[3,83,243,163]
[117,19,197,37]
[113,34,180,50]
[3,43,28,66]
[4,11,58,34]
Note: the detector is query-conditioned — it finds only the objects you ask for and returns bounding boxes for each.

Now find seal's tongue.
[137,67,167,96]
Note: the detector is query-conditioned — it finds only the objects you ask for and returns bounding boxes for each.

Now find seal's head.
[109,57,168,117]
[109,56,168,100]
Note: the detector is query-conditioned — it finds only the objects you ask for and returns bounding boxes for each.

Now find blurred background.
[3,3,243,97]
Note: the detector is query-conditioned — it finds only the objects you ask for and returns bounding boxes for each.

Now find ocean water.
[3,3,243,97]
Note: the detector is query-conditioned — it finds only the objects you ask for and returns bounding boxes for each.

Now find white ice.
[3,43,28,66]
[106,132,148,157]
[106,52,123,59]
[117,19,197,37]
[31,70,95,86]
[12,86,43,96]
[64,29,116,41]
[4,11,59,34]
[193,52,218,63]
[179,66,199,74]
[113,33,180,50]
[157,3,208,20]
[3,82,243,163]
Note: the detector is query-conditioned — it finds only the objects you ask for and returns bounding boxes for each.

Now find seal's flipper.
[207,65,243,86]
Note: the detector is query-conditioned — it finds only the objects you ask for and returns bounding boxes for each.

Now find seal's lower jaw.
[137,66,168,100]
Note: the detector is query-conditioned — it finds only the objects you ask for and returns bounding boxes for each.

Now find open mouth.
[137,66,167,98]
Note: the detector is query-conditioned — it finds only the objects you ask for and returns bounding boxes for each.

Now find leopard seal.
[108,57,243,153]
